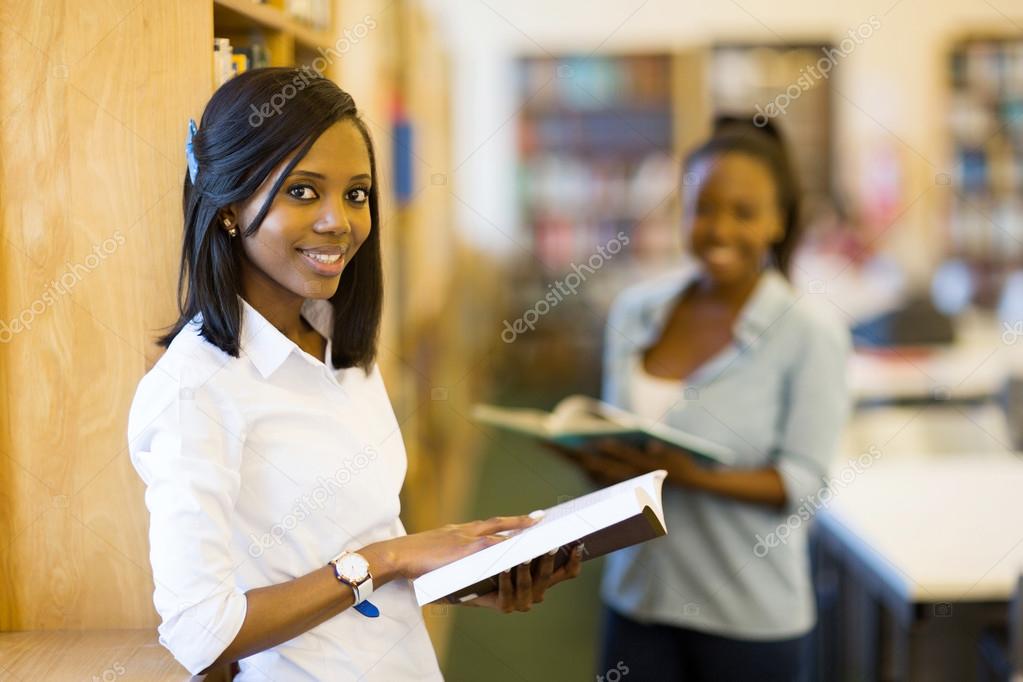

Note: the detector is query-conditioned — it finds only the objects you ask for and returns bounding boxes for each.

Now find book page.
[412,470,667,605]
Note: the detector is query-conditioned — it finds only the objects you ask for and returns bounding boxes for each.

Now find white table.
[848,345,1007,405]
[815,452,1023,680]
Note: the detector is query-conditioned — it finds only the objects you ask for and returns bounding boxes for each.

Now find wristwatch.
[328,550,374,605]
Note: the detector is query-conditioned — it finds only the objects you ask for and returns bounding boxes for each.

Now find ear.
[219,206,240,235]
[766,215,785,245]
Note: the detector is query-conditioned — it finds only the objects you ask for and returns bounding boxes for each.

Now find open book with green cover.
[412,470,668,606]
[472,395,735,466]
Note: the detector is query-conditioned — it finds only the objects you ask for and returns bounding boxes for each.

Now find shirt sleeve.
[773,312,852,514]
[126,366,248,675]
[602,294,633,407]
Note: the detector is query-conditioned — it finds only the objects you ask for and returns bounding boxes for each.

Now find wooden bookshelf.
[213,0,336,78]
[946,35,1023,273]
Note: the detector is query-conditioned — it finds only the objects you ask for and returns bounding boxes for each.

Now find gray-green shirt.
[599,265,851,639]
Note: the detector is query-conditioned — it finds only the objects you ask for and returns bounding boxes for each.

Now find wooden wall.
[0,0,213,629]
[0,0,470,639]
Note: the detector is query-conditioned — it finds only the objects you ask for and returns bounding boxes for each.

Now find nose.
[315,194,352,236]
[699,206,738,242]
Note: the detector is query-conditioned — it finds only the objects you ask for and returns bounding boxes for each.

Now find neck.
[239,268,307,343]
[696,268,764,309]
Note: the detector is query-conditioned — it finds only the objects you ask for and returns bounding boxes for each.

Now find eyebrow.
[288,170,372,183]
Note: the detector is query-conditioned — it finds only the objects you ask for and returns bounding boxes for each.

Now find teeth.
[304,252,341,264]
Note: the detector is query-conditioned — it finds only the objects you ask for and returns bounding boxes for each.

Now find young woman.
[568,118,850,681]
[126,68,582,681]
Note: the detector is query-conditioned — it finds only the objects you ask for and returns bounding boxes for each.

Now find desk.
[815,453,1023,681]
[0,630,229,681]
[848,345,1006,405]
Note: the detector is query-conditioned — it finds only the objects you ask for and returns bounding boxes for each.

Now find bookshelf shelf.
[214,0,332,47]
[946,35,1023,269]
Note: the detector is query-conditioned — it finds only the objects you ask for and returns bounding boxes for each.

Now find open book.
[412,470,668,606]
[472,395,735,466]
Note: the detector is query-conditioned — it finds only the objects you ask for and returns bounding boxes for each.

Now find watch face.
[338,553,369,582]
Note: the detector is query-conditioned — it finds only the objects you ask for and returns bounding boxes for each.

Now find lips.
[296,244,350,276]
[297,244,348,257]
[704,246,739,264]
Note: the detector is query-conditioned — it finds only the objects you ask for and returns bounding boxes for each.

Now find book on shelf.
[214,37,235,88]
[471,395,735,466]
[412,469,668,606]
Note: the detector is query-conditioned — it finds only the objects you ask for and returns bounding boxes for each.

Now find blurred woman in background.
[570,116,851,681]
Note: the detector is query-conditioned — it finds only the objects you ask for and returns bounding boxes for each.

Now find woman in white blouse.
[127,67,582,681]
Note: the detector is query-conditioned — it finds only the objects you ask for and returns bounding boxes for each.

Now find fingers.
[497,568,515,613]
[546,442,588,463]
[473,514,538,536]
[592,439,662,475]
[593,438,647,462]
[577,450,638,482]
[550,544,585,585]
[514,562,532,612]
[531,551,556,602]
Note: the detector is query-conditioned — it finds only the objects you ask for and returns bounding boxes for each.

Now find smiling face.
[227,119,373,302]
[682,151,784,286]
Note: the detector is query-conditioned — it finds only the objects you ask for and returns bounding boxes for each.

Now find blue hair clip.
[185,118,199,184]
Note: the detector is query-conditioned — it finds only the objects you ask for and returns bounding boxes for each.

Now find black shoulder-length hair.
[683,114,802,276]
[157,67,382,372]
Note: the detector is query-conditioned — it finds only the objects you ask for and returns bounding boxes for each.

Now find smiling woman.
[157,69,383,371]
[127,68,583,681]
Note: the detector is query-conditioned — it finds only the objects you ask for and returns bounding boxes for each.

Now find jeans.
[596,605,813,682]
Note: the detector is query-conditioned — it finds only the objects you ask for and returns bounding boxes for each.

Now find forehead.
[690,152,775,196]
[299,119,371,178]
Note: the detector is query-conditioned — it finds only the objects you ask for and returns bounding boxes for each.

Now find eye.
[346,187,370,205]
[286,184,319,201]
[734,203,756,221]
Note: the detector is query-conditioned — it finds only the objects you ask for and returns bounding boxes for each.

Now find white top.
[628,356,685,423]
[126,295,443,681]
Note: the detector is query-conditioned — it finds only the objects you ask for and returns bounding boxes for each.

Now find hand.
[593,439,706,487]
[361,515,540,582]
[463,543,585,613]
[540,441,642,487]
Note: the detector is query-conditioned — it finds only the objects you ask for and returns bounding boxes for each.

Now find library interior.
[2,1,1023,680]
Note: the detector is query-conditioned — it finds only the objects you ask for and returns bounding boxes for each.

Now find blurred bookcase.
[506,46,835,397]
[508,54,680,396]
[946,36,1023,270]
[517,54,678,273]
[709,43,835,218]
[212,0,337,83]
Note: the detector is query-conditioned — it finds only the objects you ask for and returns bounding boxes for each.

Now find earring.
[223,216,238,238]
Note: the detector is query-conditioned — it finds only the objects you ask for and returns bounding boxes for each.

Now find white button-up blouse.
[127,295,443,681]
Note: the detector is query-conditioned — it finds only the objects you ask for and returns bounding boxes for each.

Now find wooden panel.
[0,0,212,630]
[0,630,192,680]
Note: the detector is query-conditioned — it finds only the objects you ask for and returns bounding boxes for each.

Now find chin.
[699,258,736,279]
[298,279,341,299]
